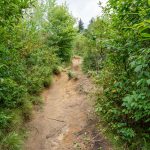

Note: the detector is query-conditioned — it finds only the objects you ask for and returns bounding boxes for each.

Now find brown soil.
[23,57,112,150]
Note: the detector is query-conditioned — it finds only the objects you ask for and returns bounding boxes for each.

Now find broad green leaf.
[134,65,142,72]
[141,33,150,38]
[147,79,150,85]
[148,0,150,6]
[130,61,136,68]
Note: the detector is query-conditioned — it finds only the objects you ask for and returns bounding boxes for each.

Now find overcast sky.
[56,0,107,27]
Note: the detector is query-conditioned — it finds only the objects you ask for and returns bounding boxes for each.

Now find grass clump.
[0,133,23,150]
[67,70,78,80]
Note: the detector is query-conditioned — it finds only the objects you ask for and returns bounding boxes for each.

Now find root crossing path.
[24,57,111,150]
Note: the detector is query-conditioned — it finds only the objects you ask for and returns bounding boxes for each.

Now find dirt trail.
[24,57,111,150]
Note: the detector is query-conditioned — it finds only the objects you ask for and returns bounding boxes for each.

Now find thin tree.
[78,18,84,33]
[89,17,94,25]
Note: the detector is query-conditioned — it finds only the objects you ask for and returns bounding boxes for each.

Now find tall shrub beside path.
[0,0,75,149]
[82,0,150,149]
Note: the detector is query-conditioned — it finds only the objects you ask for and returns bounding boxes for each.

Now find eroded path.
[24,58,111,150]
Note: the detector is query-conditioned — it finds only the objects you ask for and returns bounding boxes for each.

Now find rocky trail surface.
[24,57,112,150]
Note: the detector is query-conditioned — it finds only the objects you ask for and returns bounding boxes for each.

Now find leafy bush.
[47,4,76,63]
[0,112,12,129]
[73,34,88,56]
[26,47,57,93]
[83,17,109,72]
[83,0,150,149]
[53,66,62,75]
[0,0,75,149]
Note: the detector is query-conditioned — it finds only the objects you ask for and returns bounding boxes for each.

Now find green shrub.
[47,4,76,63]
[83,17,109,72]
[53,66,62,75]
[83,0,150,149]
[0,133,23,150]
[0,0,75,149]
[0,112,12,130]
[73,34,88,56]
[21,99,33,121]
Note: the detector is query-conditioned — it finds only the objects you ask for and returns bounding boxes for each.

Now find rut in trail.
[24,57,112,150]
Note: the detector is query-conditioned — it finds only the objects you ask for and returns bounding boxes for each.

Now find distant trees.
[89,17,94,25]
[78,18,84,33]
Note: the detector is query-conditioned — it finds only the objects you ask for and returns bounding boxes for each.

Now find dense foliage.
[0,0,75,149]
[1,0,149,149]
[73,34,87,56]
[47,3,75,62]
[83,17,109,72]
[82,0,150,149]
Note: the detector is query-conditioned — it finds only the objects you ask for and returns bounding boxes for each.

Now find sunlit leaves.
[148,0,150,6]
